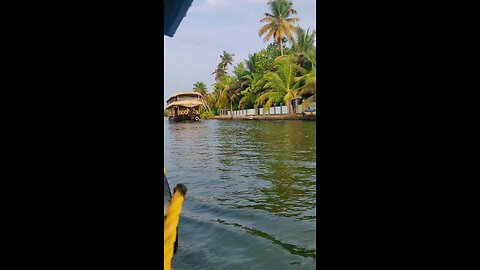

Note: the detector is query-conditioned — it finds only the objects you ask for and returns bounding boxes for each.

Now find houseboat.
[166,92,203,122]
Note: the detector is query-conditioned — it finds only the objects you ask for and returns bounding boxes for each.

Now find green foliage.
[245,53,257,74]
[181,0,316,116]
[215,74,238,113]
[257,55,304,113]
[193,81,207,95]
[233,62,248,80]
[255,43,281,75]
[212,51,235,81]
[291,27,316,69]
[258,0,300,55]
[193,81,212,113]
[211,107,220,116]
[200,110,216,119]
[297,66,316,111]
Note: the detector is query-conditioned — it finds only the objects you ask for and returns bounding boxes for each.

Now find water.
[164,119,317,269]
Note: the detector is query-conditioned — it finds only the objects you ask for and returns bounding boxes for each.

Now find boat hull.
[168,115,201,122]
[302,112,316,121]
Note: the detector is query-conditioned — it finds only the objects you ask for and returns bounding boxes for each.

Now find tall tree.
[219,51,235,70]
[291,27,316,68]
[233,62,248,79]
[239,73,264,109]
[257,55,303,114]
[258,0,300,56]
[193,81,207,96]
[193,81,211,112]
[245,53,257,74]
[215,75,238,118]
[212,64,227,82]
[296,66,316,111]
[255,43,281,75]
[212,51,235,81]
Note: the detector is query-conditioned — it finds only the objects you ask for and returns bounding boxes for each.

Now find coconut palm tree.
[233,62,248,79]
[193,81,211,113]
[212,51,235,81]
[258,0,300,56]
[291,27,316,68]
[257,56,303,114]
[193,81,207,96]
[212,64,227,82]
[219,51,235,69]
[296,66,316,111]
[239,73,264,109]
[256,86,285,113]
[245,53,257,74]
[215,75,238,118]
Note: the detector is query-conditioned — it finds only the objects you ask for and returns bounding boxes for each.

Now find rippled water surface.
[165,119,316,269]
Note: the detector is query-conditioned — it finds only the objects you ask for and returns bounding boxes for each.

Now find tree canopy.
[186,0,316,118]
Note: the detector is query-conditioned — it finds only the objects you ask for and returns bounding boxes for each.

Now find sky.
[164,0,316,105]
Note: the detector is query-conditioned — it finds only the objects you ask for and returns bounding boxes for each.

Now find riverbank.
[210,114,305,120]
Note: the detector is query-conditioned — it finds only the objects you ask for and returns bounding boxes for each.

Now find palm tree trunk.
[289,100,295,115]
[230,101,234,119]
[280,38,284,56]
[202,98,211,113]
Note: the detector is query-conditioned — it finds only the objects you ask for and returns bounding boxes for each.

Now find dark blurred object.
[164,0,194,37]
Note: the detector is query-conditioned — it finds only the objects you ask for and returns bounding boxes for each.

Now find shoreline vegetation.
[164,0,316,120]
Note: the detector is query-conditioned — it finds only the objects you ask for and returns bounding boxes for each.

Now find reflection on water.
[165,119,316,269]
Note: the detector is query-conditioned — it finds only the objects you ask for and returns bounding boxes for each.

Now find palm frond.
[260,16,276,23]
[285,17,300,23]
[258,22,275,37]
[264,27,278,43]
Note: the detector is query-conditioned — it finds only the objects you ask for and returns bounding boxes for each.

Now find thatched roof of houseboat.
[165,100,203,109]
[166,92,202,103]
[169,92,202,98]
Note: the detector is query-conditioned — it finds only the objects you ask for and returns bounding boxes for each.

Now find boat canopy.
[168,92,202,99]
[165,100,203,109]
[166,92,202,103]
[164,0,194,37]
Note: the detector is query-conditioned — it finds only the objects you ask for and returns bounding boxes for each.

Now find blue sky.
[164,0,316,105]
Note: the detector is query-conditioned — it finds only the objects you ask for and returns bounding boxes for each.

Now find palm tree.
[193,81,207,96]
[219,51,235,69]
[291,27,316,68]
[245,53,257,74]
[193,81,211,113]
[215,75,238,118]
[296,66,316,111]
[212,64,227,82]
[257,55,303,114]
[239,73,264,109]
[233,62,248,79]
[259,0,300,56]
[212,51,235,81]
[256,88,286,114]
